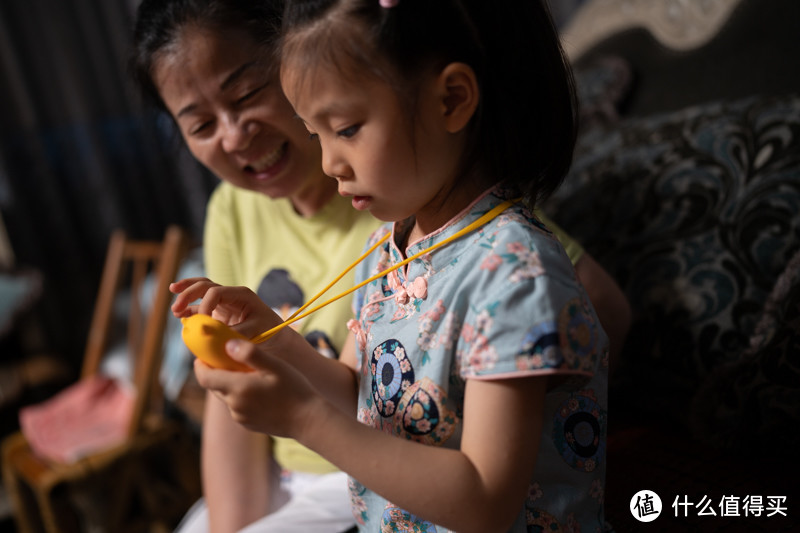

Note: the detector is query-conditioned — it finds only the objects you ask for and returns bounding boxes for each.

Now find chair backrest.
[80,225,189,438]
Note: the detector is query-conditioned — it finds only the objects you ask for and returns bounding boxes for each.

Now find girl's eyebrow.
[302,101,350,124]
[176,61,260,118]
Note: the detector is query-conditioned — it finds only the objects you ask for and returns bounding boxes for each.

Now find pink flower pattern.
[480,253,502,271]
[347,195,607,532]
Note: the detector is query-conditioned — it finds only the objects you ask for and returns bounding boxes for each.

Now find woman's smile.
[245,141,289,179]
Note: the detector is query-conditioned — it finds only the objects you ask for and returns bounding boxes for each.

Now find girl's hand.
[194,338,322,438]
[170,277,282,338]
[172,277,360,418]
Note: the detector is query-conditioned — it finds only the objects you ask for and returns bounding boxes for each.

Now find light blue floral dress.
[348,188,609,533]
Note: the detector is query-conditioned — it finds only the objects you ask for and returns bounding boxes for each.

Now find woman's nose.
[220,116,258,153]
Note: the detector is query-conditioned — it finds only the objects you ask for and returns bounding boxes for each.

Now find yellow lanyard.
[249,198,517,344]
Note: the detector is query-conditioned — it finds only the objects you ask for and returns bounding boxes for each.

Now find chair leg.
[6,479,80,533]
[2,433,42,533]
[2,433,82,533]
[67,478,126,533]
[36,484,81,533]
[3,467,41,533]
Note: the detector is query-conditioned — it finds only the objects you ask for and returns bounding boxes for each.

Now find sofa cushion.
[688,247,800,453]
[573,55,633,131]
[544,93,800,423]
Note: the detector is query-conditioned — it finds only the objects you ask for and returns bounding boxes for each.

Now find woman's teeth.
[249,144,285,172]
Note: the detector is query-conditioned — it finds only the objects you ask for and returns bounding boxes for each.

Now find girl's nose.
[220,116,258,153]
[321,145,349,180]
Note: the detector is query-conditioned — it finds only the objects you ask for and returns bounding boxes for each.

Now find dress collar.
[386,186,520,272]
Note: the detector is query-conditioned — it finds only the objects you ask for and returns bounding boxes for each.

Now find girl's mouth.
[351,195,372,211]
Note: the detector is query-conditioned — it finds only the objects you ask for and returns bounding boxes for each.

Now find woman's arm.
[573,253,631,371]
[197,340,547,533]
[202,392,272,533]
[197,206,275,532]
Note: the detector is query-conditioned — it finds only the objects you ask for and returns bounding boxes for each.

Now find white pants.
[174,470,355,533]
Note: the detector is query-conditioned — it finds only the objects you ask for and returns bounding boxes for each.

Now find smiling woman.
[131,0,381,532]
[151,23,329,213]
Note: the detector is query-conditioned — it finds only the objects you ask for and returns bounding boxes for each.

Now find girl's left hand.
[170,277,283,339]
[194,337,322,438]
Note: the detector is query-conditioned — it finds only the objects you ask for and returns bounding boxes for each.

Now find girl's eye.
[308,132,319,141]
[337,125,360,138]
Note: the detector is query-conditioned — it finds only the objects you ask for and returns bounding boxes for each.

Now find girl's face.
[153,25,327,203]
[281,60,476,233]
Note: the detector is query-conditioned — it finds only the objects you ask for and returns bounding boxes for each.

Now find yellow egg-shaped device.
[181,314,253,372]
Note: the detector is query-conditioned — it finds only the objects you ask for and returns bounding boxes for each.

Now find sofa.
[550,0,800,530]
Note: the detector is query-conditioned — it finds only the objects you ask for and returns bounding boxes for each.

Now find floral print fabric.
[349,189,609,532]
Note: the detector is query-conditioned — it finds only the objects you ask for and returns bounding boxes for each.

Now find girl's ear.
[437,62,479,133]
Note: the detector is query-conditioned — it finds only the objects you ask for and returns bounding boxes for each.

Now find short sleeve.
[203,183,238,286]
[455,226,605,381]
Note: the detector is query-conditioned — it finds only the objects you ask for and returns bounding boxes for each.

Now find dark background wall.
[0,0,217,370]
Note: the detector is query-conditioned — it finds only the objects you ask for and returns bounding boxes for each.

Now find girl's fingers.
[172,303,200,319]
[198,284,226,316]
[193,357,235,394]
[199,285,264,327]
[171,278,218,314]
[169,276,211,294]
[225,339,265,368]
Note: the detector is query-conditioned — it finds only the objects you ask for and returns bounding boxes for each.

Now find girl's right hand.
[170,277,283,339]
[193,338,323,438]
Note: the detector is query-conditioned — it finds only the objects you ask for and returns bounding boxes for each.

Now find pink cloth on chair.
[19,374,135,463]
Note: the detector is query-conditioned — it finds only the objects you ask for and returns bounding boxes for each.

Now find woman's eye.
[308,132,319,141]
[190,121,212,136]
[237,84,267,104]
[237,90,258,104]
[337,125,360,138]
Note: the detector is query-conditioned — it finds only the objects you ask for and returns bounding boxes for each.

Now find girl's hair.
[130,0,284,112]
[281,0,577,206]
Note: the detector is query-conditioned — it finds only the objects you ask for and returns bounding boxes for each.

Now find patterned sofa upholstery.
[550,94,800,431]
[549,0,800,529]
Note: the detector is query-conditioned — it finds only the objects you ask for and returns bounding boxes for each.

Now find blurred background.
[1,4,216,528]
[0,0,217,376]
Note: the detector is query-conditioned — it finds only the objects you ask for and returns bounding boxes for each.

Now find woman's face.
[153,24,326,200]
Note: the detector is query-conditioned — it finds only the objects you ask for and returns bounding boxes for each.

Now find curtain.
[0,0,217,369]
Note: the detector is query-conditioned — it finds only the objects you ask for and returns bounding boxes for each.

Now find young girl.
[172,0,609,531]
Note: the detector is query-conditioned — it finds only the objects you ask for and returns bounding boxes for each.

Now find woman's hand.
[194,338,323,439]
[170,277,282,338]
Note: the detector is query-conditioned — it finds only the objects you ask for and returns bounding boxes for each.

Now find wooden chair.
[1,225,201,533]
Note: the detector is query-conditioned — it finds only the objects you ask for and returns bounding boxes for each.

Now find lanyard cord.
[249,198,517,344]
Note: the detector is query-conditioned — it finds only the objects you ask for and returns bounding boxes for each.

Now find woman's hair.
[281,0,577,206]
[130,0,284,112]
